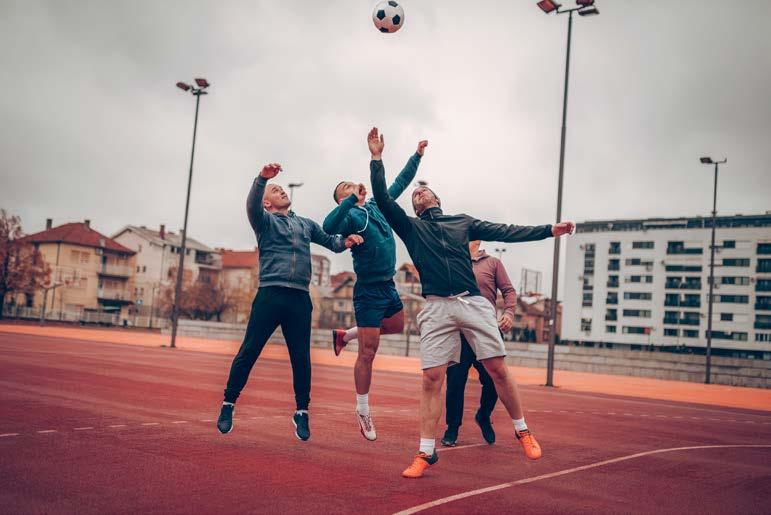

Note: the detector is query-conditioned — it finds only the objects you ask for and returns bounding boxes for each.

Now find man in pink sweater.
[441,240,517,447]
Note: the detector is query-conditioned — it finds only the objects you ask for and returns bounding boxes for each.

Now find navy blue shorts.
[353,280,404,328]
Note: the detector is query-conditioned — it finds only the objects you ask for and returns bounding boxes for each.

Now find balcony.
[195,253,219,268]
[607,280,619,288]
[98,264,132,278]
[757,265,771,274]
[755,321,771,330]
[756,303,771,311]
[97,287,132,302]
[665,280,701,290]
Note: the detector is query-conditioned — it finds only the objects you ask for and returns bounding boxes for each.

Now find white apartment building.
[563,213,771,359]
[111,225,221,310]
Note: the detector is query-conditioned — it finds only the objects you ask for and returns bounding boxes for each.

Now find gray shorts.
[417,295,506,370]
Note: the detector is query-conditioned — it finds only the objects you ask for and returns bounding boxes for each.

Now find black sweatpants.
[445,334,498,429]
[223,286,313,410]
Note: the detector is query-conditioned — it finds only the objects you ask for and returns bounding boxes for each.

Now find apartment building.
[563,213,771,358]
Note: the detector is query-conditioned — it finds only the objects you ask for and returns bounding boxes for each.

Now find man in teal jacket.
[323,138,428,441]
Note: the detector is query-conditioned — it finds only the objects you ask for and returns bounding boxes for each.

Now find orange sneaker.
[516,429,542,460]
[332,329,347,356]
[401,451,438,478]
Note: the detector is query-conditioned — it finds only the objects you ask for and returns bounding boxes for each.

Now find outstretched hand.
[368,127,384,159]
[417,140,428,156]
[552,221,576,237]
[344,234,364,248]
[260,163,282,180]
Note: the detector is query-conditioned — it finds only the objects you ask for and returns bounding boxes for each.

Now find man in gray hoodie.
[216,163,363,441]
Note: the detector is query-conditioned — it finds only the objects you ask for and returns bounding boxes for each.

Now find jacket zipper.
[431,210,454,293]
[289,217,296,282]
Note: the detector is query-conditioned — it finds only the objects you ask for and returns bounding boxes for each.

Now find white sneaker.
[356,410,377,441]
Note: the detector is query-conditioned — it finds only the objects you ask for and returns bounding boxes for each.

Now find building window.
[582,293,593,307]
[581,318,592,332]
[622,326,649,335]
[665,293,700,308]
[623,309,651,318]
[719,276,749,285]
[757,259,771,273]
[680,312,701,326]
[665,264,702,272]
[138,244,143,252]
[624,292,652,300]
[721,240,735,248]
[663,311,679,325]
[607,275,619,288]
[707,330,748,341]
[667,241,702,255]
[722,258,750,267]
[606,292,618,305]
[142,266,147,272]
[682,329,698,338]
[606,325,617,333]
[608,259,620,271]
[137,266,141,273]
[629,275,654,284]
[756,279,771,292]
[625,258,654,267]
[605,308,618,321]
[609,242,621,255]
[632,241,654,249]
[756,296,771,311]
[664,328,678,337]
[720,313,733,322]
[666,276,701,289]
[756,333,771,342]
[756,243,771,255]
[709,294,749,304]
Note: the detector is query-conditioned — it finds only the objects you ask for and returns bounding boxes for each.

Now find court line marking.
[0,433,20,437]
[436,443,488,453]
[141,422,160,426]
[73,427,94,431]
[108,424,126,428]
[392,444,771,515]
[37,430,57,434]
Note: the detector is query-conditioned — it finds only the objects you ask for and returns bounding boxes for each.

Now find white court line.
[0,433,20,437]
[109,424,126,428]
[73,427,94,431]
[37,430,57,434]
[171,421,188,424]
[436,443,488,453]
[392,444,771,515]
[141,422,160,426]
[200,419,214,423]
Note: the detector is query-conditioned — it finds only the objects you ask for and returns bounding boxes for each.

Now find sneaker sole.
[332,331,344,356]
[440,439,457,447]
[217,423,233,435]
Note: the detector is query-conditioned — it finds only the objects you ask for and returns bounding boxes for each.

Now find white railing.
[99,264,132,277]
[97,287,131,300]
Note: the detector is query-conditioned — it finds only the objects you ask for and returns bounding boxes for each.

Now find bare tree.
[0,210,51,319]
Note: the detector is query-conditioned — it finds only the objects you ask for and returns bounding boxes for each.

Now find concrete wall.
[168,319,771,388]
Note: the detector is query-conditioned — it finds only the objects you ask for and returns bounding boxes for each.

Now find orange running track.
[1,326,770,514]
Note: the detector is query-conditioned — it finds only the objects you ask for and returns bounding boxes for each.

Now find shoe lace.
[358,413,373,431]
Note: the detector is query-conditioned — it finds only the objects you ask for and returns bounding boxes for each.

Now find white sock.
[343,327,359,343]
[513,417,528,433]
[419,438,435,455]
[295,409,308,416]
[356,394,370,415]
[222,401,234,407]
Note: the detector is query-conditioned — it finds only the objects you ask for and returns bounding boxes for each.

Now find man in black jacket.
[367,128,574,478]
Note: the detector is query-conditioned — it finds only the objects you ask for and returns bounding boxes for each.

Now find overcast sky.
[1,0,769,295]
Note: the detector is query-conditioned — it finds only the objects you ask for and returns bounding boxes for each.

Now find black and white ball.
[372,1,404,34]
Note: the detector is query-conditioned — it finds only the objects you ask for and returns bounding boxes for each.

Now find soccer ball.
[372,1,404,34]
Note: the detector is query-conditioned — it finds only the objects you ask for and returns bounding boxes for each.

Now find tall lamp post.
[169,78,210,349]
[288,182,304,205]
[537,0,599,387]
[700,155,726,384]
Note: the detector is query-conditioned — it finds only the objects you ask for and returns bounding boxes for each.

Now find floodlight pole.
[704,157,726,384]
[170,82,208,349]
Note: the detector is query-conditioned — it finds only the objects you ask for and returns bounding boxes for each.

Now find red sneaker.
[332,329,348,356]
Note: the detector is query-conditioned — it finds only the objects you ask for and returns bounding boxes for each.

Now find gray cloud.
[1,0,769,296]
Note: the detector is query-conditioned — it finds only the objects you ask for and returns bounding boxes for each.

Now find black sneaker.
[292,412,310,441]
[217,404,234,434]
[441,426,459,447]
[475,411,495,444]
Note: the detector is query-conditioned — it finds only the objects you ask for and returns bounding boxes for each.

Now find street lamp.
[494,247,507,260]
[700,155,727,384]
[538,1,600,387]
[288,182,304,205]
[169,77,210,349]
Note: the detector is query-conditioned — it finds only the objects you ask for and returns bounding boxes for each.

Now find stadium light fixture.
[537,1,561,14]
[576,0,595,6]
[170,78,211,349]
[700,156,714,164]
[578,6,599,16]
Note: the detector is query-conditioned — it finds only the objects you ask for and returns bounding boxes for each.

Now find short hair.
[333,181,346,203]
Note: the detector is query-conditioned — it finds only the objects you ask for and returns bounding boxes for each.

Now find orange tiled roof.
[20,222,134,254]
[221,250,259,269]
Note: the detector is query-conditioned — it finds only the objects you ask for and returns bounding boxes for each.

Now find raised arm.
[246,163,282,233]
[368,128,413,241]
[469,218,553,243]
[310,220,364,254]
[322,194,357,235]
[387,140,427,200]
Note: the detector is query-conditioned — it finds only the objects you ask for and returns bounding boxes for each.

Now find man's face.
[468,240,481,255]
[263,184,291,211]
[412,186,439,215]
[335,181,366,204]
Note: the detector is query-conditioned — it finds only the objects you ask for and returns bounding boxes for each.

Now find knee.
[358,343,377,363]
[422,369,444,392]
[483,361,508,382]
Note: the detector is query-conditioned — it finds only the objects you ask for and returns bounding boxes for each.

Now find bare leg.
[420,364,447,439]
[354,327,380,394]
[479,356,524,420]
[380,310,405,335]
